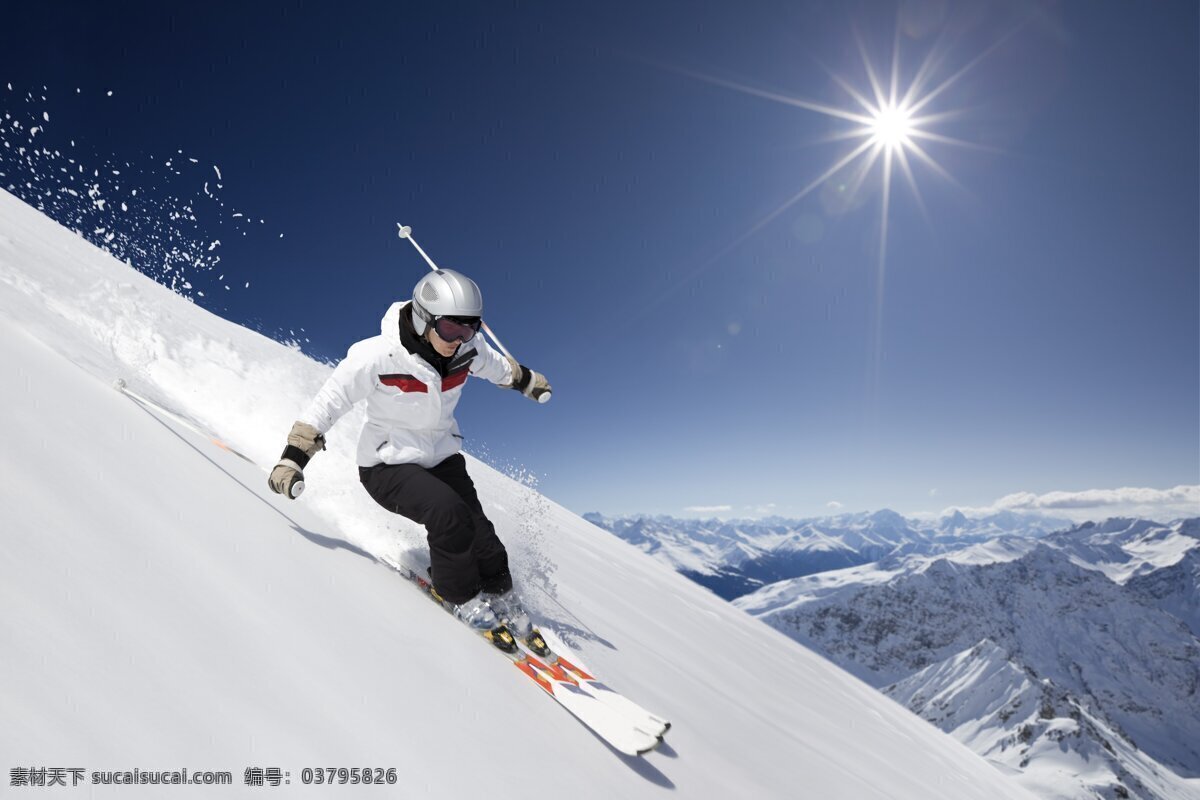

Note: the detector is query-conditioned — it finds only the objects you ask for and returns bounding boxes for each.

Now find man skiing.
[267,269,551,641]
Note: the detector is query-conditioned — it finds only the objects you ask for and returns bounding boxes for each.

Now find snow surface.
[0,187,1036,798]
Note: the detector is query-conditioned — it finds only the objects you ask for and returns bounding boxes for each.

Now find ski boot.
[431,587,517,654]
[449,592,499,631]
[485,588,550,657]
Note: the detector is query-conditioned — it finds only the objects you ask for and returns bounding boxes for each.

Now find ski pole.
[396,224,550,403]
[114,377,309,498]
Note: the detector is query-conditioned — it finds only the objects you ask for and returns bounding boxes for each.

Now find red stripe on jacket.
[441,369,469,391]
[379,374,428,393]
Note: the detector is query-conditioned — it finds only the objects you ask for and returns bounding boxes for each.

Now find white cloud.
[684,504,732,515]
[948,485,1200,522]
[827,501,844,510]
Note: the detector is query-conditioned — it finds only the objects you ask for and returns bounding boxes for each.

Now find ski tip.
[633,722,670,742]
[634,739,662,756]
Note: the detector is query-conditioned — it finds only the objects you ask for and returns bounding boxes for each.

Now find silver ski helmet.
[411,269,484,336]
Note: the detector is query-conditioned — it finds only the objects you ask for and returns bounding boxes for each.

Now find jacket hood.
[380,301,407,345]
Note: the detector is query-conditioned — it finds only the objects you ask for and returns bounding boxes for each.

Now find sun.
[656,29,987,260]
[870,103,915,150]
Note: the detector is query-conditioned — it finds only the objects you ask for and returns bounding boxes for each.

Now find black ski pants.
[359,454,512,605]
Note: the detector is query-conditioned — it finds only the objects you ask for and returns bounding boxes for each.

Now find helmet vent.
[421,283,440,302]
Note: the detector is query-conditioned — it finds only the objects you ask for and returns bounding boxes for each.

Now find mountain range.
[733,517,1200,799]
[584,509,1073,599]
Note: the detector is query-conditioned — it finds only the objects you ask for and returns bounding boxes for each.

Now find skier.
[267,269,551,640]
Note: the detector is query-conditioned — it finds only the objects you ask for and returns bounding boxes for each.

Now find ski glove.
[504,356,552,403]
[267,421,326,499]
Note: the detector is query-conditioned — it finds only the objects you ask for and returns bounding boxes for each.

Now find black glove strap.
[511,364,532,392]
[281,444,311,469]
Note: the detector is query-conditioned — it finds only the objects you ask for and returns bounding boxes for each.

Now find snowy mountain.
[1045,517,1200,585]
[736,537,1200,799]
[0,185,1038,798]
[1126,547,1200,638]
[885,639,1195,800]
[585,509,1071,599]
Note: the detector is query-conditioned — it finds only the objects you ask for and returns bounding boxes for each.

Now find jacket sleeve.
[297,341,378,434]
[468,336,515,386]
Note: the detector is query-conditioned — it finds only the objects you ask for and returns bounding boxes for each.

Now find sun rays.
[657,22,1014,405]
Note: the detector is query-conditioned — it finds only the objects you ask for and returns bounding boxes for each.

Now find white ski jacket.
[299,301,514,468]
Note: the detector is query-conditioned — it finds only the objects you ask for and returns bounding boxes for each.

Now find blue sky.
[2,1,1196,520]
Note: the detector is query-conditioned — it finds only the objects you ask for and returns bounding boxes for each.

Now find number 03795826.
[300,767,398,785]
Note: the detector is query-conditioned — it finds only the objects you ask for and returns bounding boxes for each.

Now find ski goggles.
[432,315,482,343]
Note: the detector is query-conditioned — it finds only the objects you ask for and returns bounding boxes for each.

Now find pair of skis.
[382,557,670,756]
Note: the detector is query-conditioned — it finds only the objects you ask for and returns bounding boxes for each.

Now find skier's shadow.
[289,525,376,561]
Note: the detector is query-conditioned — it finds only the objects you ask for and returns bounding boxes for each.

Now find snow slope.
[0,187,1035,798]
